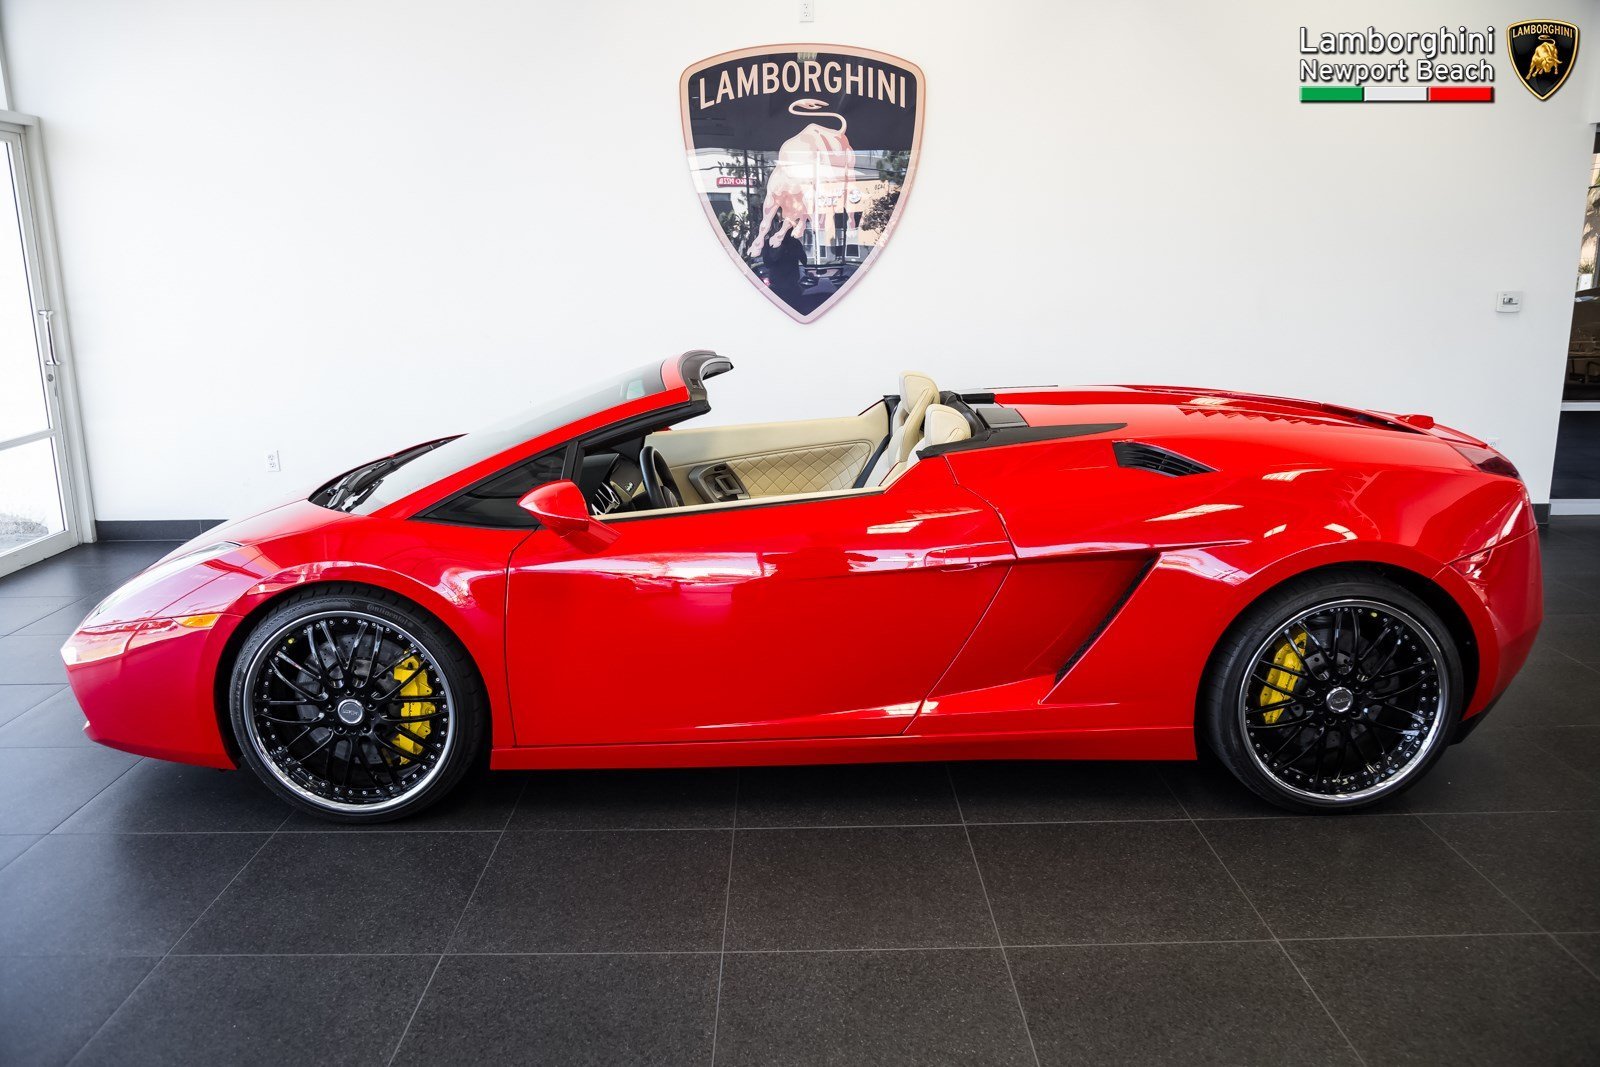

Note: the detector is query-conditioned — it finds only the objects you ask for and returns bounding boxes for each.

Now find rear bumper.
[1446,526,1542,724]
[64,616,241,769]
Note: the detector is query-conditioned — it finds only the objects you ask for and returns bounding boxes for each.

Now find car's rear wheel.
[228,586,485,823]
[1203,572,1463,811]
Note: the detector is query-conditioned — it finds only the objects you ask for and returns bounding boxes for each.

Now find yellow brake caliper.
[391,656,435,764]
[1258,628,1307,724]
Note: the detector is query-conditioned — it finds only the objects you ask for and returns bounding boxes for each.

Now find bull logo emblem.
[1527,35,1562,78]
[1508,20,1580,100]
[746,100,854,258]
[681,46,925,323]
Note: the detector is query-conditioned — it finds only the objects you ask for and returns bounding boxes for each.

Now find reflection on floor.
[1,530,1599,1065]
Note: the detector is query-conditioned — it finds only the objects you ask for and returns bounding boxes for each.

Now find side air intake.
[1113,441,1214,477]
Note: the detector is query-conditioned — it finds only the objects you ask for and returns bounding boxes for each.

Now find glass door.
[0,121,81,575]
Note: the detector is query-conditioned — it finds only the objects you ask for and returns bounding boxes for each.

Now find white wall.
[2,0,1595,518]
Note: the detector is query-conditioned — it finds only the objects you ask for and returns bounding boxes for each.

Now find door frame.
[0,110,95,577]
[1553,401,1600,515]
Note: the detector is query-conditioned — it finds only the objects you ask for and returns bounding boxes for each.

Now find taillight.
[1452,443,1521,481]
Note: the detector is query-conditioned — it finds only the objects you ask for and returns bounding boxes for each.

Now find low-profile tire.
[228,584,486,823]
[1201,570,1464,812]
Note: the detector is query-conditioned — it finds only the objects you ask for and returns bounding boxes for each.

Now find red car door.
[503,458,1013,746]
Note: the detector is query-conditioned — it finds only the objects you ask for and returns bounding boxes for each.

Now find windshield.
[331,362,668,514]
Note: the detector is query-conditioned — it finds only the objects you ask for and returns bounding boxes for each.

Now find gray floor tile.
[450,830,730,953]
[0,563,129,600]
[1543,577,1600,615]
[1520,724,1600,783]
[0,832,266,955]
[968,822,1266,946]
[55,760,290,834]
[1401,729,1600,812]
[1010,942,1354,1066]
[0,833,38,870]
[0,682,61,727]
[76,953,436,1067]
[1537,615,1600,670]
[394,953,719,1066]
[1287,935,1600,1065]
[951,760,1185,823]
[0,595,78,635]
[0,687,90,747]
[1426,811,1600,931]
[0,955,158,1067]
[737,762,960,827]
[1481,642,1600,728]
[9,595,98,636]
[726,827,994,950]
[0,747,139,833]
[0,635,71,684]
[1200,816,1534,938]
[715,949,1033,1067]
[176,831,495,954]
[509,768,737,830]
[1555,932,1600,977]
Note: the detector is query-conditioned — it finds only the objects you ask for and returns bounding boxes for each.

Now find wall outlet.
[265,449,281,473]
[1495,291,1523,313]
[799,0,815,22]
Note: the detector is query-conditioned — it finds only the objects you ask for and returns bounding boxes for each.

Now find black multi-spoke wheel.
[229,587,485,822]
[1204,574,1462,811]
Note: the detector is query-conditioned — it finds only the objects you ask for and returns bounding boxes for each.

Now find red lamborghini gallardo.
[63,351,1542,821]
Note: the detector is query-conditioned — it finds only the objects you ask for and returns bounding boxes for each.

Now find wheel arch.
[210,578,491,763]
[1198,559,1479,741]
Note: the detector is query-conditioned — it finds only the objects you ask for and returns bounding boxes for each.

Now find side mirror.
[518,481,619,548]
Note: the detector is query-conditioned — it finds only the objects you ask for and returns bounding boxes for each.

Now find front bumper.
[64,614,243,768]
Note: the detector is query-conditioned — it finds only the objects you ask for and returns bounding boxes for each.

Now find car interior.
[579,371,976,519]
[416,370,982,529]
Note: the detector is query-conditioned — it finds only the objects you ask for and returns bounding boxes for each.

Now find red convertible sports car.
[63,351,1541,821]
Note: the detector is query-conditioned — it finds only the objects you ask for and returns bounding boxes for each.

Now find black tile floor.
[1,530,1599,1065]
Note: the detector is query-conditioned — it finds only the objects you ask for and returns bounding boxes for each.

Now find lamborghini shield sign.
[1508,20,1579,99]
[681,46,925,323]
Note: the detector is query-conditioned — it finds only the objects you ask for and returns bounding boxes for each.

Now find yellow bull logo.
[1527,36,1562,79]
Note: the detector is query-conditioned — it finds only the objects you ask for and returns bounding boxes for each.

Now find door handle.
[37,309,61,366]
[924,541,1015,567]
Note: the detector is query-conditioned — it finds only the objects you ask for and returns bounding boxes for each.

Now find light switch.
[1495,291,1523,313]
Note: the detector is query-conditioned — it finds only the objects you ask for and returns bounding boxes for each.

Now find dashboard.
[578,451,648,516]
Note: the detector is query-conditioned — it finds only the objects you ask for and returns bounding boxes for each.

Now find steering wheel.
[639,445,685,510]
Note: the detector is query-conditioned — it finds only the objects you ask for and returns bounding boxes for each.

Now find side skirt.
[490,725,1195,771]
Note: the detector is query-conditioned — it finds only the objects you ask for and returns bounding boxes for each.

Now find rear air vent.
[1113,441,1214,477]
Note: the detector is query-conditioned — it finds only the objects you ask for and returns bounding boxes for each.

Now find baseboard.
[1534,502,1552,525]
[96,519,226,541]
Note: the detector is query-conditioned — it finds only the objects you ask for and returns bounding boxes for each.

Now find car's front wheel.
[1203,572,1464,812]
[228,585,485,823]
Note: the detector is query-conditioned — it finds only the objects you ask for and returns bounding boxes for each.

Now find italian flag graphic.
[1301,86,1494,102]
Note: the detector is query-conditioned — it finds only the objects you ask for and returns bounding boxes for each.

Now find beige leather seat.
[919,404,972,452]
[879,403,972,484]
[867,371,939,486]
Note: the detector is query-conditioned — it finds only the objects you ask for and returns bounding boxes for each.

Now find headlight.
[84,541,242,622]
